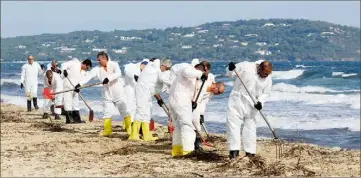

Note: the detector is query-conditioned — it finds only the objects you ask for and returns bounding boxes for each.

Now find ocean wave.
[296,65,313,68]
[272,83,360,94]
[269,91,360,109]
[1,78,43,86]
[272,69,304,80]
[332,72,359,78]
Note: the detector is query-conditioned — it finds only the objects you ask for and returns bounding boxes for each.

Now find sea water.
[1,60,360,149]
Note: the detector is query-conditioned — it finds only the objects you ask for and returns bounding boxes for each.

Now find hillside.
[1,18,360,62]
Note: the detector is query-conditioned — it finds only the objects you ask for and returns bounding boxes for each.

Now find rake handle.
[65,77,92,110]
[52,82,102,95]
[233,70,279,139]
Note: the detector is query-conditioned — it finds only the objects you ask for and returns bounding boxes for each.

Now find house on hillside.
[244,34,258,37]
[263,23,275,27]
[240,42,248,46]
[321,32,335,36]
[255,49,272,56]
[113,49,127,54]
[181,45,192,49]
[17,45,26,49]
[183,33,195,37]
[92,48,107,52]
[197,30,209,34]
[256,42,267,46]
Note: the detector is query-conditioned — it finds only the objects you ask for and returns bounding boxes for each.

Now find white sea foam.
[332,72,358,78]
[272,69,304,80]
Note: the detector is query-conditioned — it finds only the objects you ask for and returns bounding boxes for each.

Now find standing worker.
[169,63,208,156]
[47,59,62,74]
[123,59,149,134]
[75,51,130,137]
[20,55,45,112]
[225,60,273,159]
[128,58,172,141]
[61,57,92,124]
[42,70,63,120]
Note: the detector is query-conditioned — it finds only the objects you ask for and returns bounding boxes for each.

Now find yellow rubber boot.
[99,118,112,137]
[128,120,141,141]
[122,120,126,130]
[141,122,158,141]
[171,145,183,157]
[182,150,192,156]
[124,115,132,136]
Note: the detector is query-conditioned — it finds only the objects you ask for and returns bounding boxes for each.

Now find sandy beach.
[1,103,360,177]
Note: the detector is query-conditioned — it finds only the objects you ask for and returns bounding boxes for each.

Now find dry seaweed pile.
[31,122,75,133]
[102,147,138,156]
[175,150,226,162]
[1,111,26,123]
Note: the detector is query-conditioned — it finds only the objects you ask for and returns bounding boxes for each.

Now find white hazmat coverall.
[43,72,63,115]
[123,61,145,122]
[20,62,43,99]
[61,58,84,111]
[79,61,129,119]
[225,61,272,154]
[134,59,170,123]
[169,66,203,153]
[192,73,215,131]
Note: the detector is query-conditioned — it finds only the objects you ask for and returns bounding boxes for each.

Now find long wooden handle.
[65,77,92,110]
[234,70,279,139]
[52,82,102,95]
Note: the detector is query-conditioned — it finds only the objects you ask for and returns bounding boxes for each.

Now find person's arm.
[107,62,122,82]
[20,65,26,85]
[79,67,98,86]
[257,78,273,107]
[181,66,203,79]
[158,70,172,86]
[225,62,244,78]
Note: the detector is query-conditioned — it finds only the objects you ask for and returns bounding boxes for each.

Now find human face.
[160,65,170,72]
[97,56,108,67]
[46,73,53,81]
[211,83,225,95]
[258,66,272,78]
[27,56,34,64]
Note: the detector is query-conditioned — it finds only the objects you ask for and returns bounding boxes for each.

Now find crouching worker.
[128,58,172,141]
[43,70,63,120]
[75,51,130,137]
[225,60,273,159]
[169,63,208,157]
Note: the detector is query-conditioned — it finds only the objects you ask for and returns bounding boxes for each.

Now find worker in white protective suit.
[192,78,225,150]
[225,60,273,159]
[128,58,172,141]
[47,60,62,74]
[20,55,45,112]
[123,59,149,133]
[75,51,130,137]
[169,63,208,156]
[42,70,63,120]
[61,58,92,124]
[46,60,62,115]
[161,58,200,94]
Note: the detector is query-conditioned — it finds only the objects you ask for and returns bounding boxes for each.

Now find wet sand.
[1,103,360,177]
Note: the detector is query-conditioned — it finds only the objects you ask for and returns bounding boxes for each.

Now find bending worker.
[225,60,273,159]
[123,59,149,134]
[20,55,45,112]
[61,57,92,124]
[42,70,63,120]
[128,58,172,141]
[169,63,208,156]
[75,51,130,137]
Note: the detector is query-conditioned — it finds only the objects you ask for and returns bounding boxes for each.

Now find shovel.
[192,76,213,147]
[65,77,95,122]
[42,82,103,100]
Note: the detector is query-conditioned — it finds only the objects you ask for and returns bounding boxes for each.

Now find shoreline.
[1,103,360,177]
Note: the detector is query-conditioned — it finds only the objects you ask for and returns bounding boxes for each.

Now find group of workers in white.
[20,51,273,159]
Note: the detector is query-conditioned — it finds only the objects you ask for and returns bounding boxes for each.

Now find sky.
[1,1,360,38]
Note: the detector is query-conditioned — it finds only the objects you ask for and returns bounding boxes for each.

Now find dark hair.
[82,59,92,68]
[149,58,157,62]
[200,61,211,70]
[194,63,206,72]
[97,51,109,61]
[260,61,272,71]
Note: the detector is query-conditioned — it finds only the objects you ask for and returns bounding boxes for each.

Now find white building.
[255,50,272,56]
[18,45,26,49]
[183,33,195,37]
[240,42,248,46]
[263,23,275,27]
[244,34,258,37]
[256,42,267,46]
[92,48,107,52]
[181,45,192,49]
[113,49,127,54]
[197,30,209,34]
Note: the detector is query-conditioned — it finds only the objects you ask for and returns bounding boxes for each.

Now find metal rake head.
[273,138,285,160]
